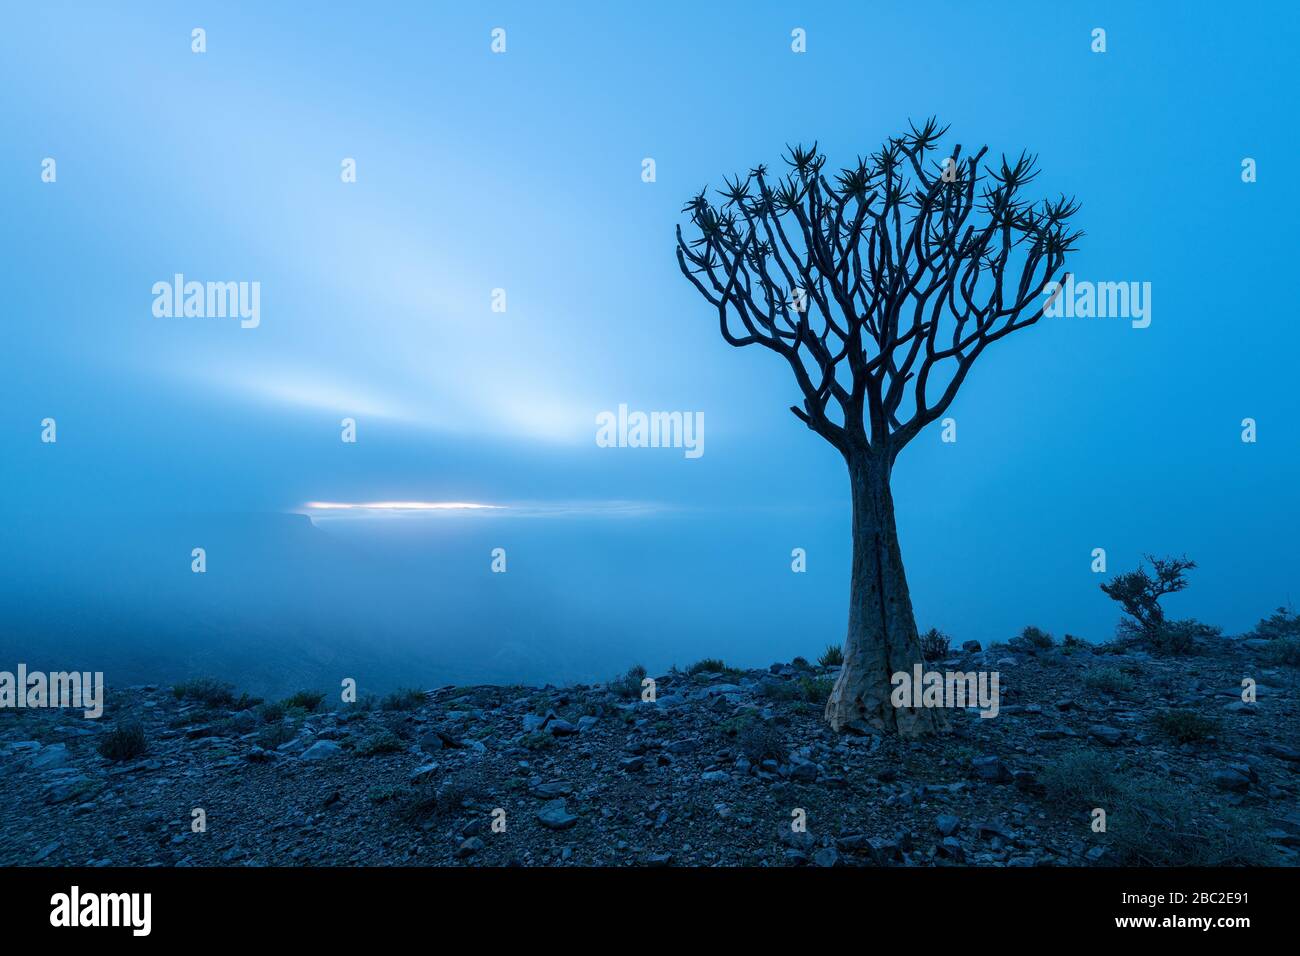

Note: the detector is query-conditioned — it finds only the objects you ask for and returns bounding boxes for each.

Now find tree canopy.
[676,119,1083,462]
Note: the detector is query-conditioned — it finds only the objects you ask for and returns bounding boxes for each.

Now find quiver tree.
[675,120,1082,737]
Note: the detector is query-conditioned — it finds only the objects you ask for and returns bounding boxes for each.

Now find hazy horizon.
[2,1,1297,698]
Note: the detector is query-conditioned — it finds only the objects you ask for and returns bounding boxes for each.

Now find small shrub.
[608,664,647,700]
[378,713,415,740]
[798,675,833,703]
[258,700,286,724]
[717,713,753,736]
[224,710,257,734]
[1262,637,1300,667]
[1083,666,1136,695]
[738,720,787,764]
[380,688,427,711]
[686,658,729,676]
[343,693,377,716]
[919,628,951,661]
[757,680,792,701]
[1062,634,1087,649]
[281,690,326,713]
[393,782,440,823]
[1040,748,1125,806]
[758,675,832,703]
[1138,618,1220,655]
[1012,625,1055,651]
[357,730,405,756]
[256,722,297,749]
[1111,795,1273,866]
[172,678,236,708]
[98,722,147,762]
[1152,709,1220,743]
[395,774,476,823]
[1247,605,1300,642]
[1040,748,1273,864]
[433,777,475,814]
[817,644,844,667]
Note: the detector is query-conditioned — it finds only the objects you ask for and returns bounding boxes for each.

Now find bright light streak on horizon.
[304,501,504,511]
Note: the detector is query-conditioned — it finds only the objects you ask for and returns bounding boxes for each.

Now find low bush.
[919,628,951,661]
[687,658,732,676]
[172,678,236,708]
[281,690,326,713]
[1083,666,1136,695]
[395,774,476,823]
[1145,618,1220,655]
[380,688,427,711]
[98,722,147,762]
[519,731,554,751]
[1261,637,1300,667]
[1247,605,1300,641]
[1152,709,1220,743]
[738,720,788,764]
[608,664,647,700]
[1039,748,1274,865]
[356,730,405,756]
[256,722,297,749]
[1012,626,1055,651]
[258,700,286,724]
[759,675,832,703]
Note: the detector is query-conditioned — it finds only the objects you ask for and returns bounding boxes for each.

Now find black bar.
[0,866,1281,940]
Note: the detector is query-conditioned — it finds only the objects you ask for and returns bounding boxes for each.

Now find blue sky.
[1,2,1297,689]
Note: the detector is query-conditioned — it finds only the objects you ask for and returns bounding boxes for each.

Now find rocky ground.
[2,634,1297,867]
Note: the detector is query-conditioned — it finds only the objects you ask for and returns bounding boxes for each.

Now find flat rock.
[971,755,1012,783]
[536,799,578,831]
[455,837,484,858]
[43,774,91,805]
[300,740,341,761]
[530,782,572,799]
[408,763,440,784]
[813,847,840,868]
[1089,725,1125,746]
[1211,768,1252,792]
[31,744,70,771]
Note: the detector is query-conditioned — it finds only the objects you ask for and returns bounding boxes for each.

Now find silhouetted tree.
[1101,554,1197,637]
[676,120,1082,737]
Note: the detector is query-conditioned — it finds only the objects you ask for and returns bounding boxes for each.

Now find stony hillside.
[2,635,1296,867]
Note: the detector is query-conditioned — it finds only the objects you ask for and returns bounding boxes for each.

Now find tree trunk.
[824,453,945,738]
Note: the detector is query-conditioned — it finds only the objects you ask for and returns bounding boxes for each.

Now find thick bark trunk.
[824,453,945,738]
